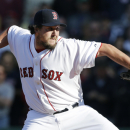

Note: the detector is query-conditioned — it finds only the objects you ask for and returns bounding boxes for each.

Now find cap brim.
[41,22,67,27]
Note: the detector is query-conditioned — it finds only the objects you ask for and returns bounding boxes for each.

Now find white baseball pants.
[22,105,119,130]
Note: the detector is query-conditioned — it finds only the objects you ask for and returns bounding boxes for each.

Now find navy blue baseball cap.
[33,9,67,27]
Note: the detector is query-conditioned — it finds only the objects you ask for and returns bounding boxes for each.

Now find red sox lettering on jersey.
[20,67,63,81]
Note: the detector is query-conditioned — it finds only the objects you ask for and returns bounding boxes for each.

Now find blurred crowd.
[0,0,130,129]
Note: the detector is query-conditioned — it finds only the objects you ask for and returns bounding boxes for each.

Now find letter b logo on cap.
[52,12,57,20]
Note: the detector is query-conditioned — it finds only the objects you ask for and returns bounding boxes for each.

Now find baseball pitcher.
[0,9,130,130]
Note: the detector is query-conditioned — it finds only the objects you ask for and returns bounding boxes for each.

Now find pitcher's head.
[29,9,66,50]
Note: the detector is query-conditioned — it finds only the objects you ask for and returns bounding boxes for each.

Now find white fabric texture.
[22,105,119,130]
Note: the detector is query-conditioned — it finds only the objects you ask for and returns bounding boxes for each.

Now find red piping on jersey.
[29,36,34,58]
[96,43,102,58]
[39,50,56,111]
[39,37,63,111]
[28,36,63,111]
[29,36,41,103]
[58,37,62,42]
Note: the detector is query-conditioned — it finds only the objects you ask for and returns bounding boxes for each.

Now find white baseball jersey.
[7,25,101,114]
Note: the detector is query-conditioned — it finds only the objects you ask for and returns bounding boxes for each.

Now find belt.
[29,102,79,115]
[53,102,79,115]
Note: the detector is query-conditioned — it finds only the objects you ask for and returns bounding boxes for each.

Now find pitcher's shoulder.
[8,25,31,36]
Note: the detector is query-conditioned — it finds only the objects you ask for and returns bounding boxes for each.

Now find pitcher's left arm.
[97,43,130,70]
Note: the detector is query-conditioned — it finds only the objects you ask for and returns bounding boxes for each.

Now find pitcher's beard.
[39,41,57,50]
[36,36,57,50]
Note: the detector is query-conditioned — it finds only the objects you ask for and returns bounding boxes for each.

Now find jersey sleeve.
[65,38,101,74]
[77,40,101,73]
[7,25,30,55]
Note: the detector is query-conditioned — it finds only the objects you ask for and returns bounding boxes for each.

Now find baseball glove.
[120,70,130,81]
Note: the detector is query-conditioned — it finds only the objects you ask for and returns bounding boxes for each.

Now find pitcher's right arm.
[0,28,9,48]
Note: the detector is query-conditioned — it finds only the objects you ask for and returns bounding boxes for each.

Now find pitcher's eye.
[56,27,60,31]
[46,27,52,31]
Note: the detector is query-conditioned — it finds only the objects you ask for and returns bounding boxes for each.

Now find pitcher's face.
[35,25,60,50]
